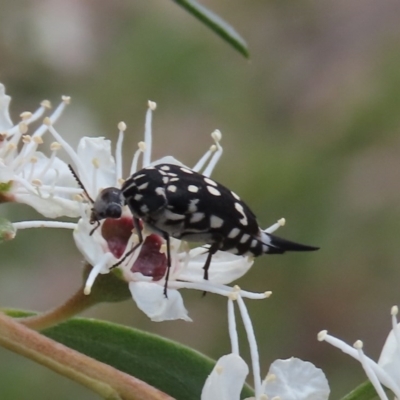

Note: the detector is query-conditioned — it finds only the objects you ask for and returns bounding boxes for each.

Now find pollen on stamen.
[117,178,125,186]
[138,141,146,151]
[233,285,241,292]
[62,95,71,104]
[353,340,363,350]
[6,143,17,151]
[278,218,286,226]
[92,158,100,169]
[73,194,84,202]
[391,305,398,316]
[30,156,38,164]
[20,111,32,120]
[264,291,272,298]
[228,292,238,301]
[211,129,222,142]
[148,100,157,110]
[33,136,43,145]
[41,100,52,109]
[215,365,224,374]
[210,144,217,152]
[317,330,328,341]
[265,373,277,383]
[160,243,167,254]
[84,285,91,295]
[43,117,52,126]
[50,142,62,151]
[118,121,127,131]
[22,135,32,144]
[32,179,42,187]
[19,123,28,134]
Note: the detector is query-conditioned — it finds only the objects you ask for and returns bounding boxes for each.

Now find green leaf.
[9,311,254,400]
[339,380,391,400]
[172,0,249,58]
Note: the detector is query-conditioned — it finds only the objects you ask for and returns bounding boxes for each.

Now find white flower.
[318,305,400,400]
[201,353,249,400]
[0,83,81,217]
[262,358,330,400]
[202,294,329,400]
[61,101,273,322]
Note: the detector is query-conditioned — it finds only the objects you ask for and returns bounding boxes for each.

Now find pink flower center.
[101,217,134,259]
[101,217,167,280]
[131,234,167,281]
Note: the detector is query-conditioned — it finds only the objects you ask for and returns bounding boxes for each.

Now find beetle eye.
[106,204,122,219]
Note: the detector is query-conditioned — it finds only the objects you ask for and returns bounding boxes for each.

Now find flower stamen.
[115,122,126,182]
[237,295,262,399]
[142,101,156,167]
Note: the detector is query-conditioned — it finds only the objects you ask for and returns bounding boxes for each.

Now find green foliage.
[339,380,390,400]
[9,311,254,400]
[172,0,249,58]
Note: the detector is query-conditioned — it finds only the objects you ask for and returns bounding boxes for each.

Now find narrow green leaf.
[172,0,249,58]
[9,311,254,400]
[339,380,391,400]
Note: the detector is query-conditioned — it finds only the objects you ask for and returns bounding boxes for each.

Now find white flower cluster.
[0,83,330,399]
[319,305,400,400]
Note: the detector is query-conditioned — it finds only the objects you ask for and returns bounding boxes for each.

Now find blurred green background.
[2,0,400,398]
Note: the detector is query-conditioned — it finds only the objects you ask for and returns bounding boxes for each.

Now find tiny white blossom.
[318,305,400,400]
[0,83,81,217]
[201,353,249,400]
[262,358,330,400]
[202,294,329,400]
[66,102,271,322]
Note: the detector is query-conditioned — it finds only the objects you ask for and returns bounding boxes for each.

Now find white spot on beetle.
[188,199,199,213]
[231,191,240,201]
[162,177,169,184]
[133,174,146,180]
[140,204,149,213]
[165,209,185,220]
[161,165,170,171]
[134,194,143,201]
[204,177,217,187]
[235,202,248,225]
[210,215,224,228]
[138,182,149,190]
[180,167,193,174]
[190,212,205,223]
[207,186,221,196]
[240,234,250,243]
[188,185,199,193]
[155,187,165,196]
[228,228,241,239]
[167,185,177,193]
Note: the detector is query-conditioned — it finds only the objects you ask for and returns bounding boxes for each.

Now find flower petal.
[129,281,192,322]
[378,323,400,383]
[183,250,253,284]
[76,137,117,190]
[201,353,249,400]
[0,83,13,131]
[263,358,330,400]
[73,218,112,266]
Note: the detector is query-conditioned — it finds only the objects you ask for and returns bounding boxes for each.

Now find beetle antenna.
[68,164,94,203]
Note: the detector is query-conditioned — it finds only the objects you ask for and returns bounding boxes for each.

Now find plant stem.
[0,312,174,400]
[18,287,96,330]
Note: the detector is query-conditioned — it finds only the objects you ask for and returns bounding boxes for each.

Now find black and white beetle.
[70,163,318,295]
